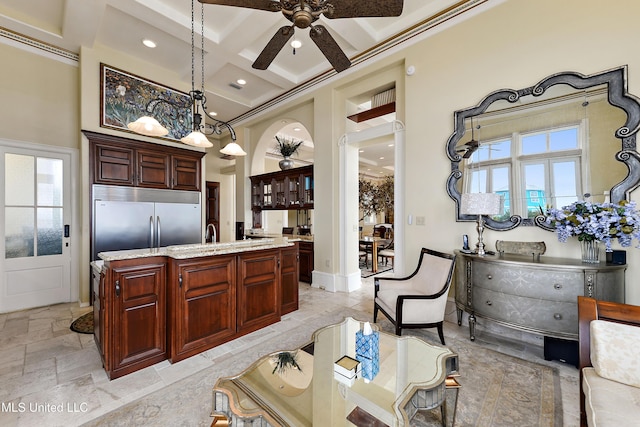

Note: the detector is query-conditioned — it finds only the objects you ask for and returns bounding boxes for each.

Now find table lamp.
[460,193,501,256]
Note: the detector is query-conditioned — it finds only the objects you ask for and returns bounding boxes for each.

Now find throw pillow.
[591,319,640,388]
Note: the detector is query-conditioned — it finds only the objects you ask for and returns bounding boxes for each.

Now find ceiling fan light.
[220,142,247,156]
[291,40,302,49]
[127,116,169,137]
[181,130,213,148]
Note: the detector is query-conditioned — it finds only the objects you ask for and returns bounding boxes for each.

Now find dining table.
[359,236,389,273]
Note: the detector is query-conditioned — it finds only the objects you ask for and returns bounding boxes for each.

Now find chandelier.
[127,0,246,156]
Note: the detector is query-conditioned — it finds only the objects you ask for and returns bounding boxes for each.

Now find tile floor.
[0,276,580,426]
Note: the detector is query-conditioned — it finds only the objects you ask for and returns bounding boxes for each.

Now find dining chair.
[373,248,456,344]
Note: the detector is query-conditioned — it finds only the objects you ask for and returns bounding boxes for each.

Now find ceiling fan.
[457,118,480,159]
[198,0,404,73]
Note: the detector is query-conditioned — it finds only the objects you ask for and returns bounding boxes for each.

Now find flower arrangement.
[545,200,640,252]
[274,135,303,157]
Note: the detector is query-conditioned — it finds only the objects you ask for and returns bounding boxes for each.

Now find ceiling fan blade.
[252,26,295,70]
[324,0,404,19]
[309,25,351,73]
[198,0,280,12]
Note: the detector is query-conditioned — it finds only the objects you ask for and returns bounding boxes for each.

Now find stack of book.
[334,355,360,386]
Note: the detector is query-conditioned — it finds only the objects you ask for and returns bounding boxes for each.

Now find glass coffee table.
[211,317,458,426]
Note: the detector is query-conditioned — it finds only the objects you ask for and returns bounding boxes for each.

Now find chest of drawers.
[455,251,626,341]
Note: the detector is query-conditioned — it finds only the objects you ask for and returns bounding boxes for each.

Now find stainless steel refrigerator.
[92,184,202,260]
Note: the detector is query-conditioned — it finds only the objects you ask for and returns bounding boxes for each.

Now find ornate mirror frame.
[446,66,640,231]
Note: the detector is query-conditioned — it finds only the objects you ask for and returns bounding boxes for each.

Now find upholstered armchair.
[373,248,456,344]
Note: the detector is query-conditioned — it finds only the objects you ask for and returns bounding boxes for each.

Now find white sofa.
[578,296,640,426]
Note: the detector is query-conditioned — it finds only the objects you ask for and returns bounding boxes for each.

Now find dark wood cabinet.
[169,256,237,362]
[280,245,299,314]
[94,143,135,186]
[298,241,314,284]
[250,165,313,228]
[96,245,298,379]
[172,155,201,191]
[106,257,167,379]
[236,249,281,335]
[85,131,204,191]
[137,149,171,189]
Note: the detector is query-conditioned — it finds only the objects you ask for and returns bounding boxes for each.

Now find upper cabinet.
[85,131,204,191]
[250,165,313,211]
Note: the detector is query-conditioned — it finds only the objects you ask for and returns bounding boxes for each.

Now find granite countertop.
[246,233,313,242]
[98,238,294,262]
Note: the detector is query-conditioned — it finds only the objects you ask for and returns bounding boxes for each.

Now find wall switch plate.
[416,216,425,225]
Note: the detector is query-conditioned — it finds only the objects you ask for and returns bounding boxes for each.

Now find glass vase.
[581,240,600,264]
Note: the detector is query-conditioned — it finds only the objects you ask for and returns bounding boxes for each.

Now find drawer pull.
[486,274,492,280]
[553,283,562,290]
[485,300,492,306]
[553,313,562,320]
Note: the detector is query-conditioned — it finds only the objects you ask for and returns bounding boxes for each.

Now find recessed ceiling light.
[291,40,302,49]
[388,143,394,147]
[236,79,246,85]
[359,149,364,153]
[142,39,156,48]
[379,157,385,160]
[209,111,217,117]
[293,127,301,131]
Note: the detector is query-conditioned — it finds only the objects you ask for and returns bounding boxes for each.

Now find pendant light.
[128,0,245,156]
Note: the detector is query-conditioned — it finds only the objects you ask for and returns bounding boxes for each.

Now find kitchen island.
[94,238,299,379]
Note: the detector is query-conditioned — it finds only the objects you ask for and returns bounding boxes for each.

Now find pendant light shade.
[181,130,213,147]
[126,0,238,151]
[220,142,247,156]
[127,116,169,137]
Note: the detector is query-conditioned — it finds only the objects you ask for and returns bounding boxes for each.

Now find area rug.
[70,312,94,334]
[84,307,561,426]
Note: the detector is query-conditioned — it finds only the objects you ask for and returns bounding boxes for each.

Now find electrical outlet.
[416,216,425,225]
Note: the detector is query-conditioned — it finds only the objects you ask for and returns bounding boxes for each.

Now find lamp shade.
[220,142,247,156]
[181,130,213,148]
[460,193,501,215]
[127,116,169,137]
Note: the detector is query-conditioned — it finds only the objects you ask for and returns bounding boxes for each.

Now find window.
[465,124,583,218]
[5,153,64,259]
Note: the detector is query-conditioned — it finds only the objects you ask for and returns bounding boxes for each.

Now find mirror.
[447,66,640,230]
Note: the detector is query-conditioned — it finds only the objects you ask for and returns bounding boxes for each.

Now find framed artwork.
[100,63,192,141]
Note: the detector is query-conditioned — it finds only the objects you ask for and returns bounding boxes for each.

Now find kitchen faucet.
[205,223,216,243]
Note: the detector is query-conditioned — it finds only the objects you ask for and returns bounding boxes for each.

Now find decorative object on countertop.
[355,322,379,382]
[275,135,303,170]
[545,200,640,263]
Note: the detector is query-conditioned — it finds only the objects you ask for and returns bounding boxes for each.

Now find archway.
[249,119,314,234]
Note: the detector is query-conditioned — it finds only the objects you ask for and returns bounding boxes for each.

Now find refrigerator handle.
[149,216,155,248]
[156,216,161,248]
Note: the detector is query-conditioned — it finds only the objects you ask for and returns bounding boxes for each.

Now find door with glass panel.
[1,149,71,312]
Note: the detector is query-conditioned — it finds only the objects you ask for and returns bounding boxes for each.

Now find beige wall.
[0,44,79,147]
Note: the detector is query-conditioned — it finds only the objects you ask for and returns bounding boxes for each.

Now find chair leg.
[373,304,378,322]
[395,325,402,336]
[437,322,445,345]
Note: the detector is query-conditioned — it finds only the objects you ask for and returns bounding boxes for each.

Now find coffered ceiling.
[0,0,490,172]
